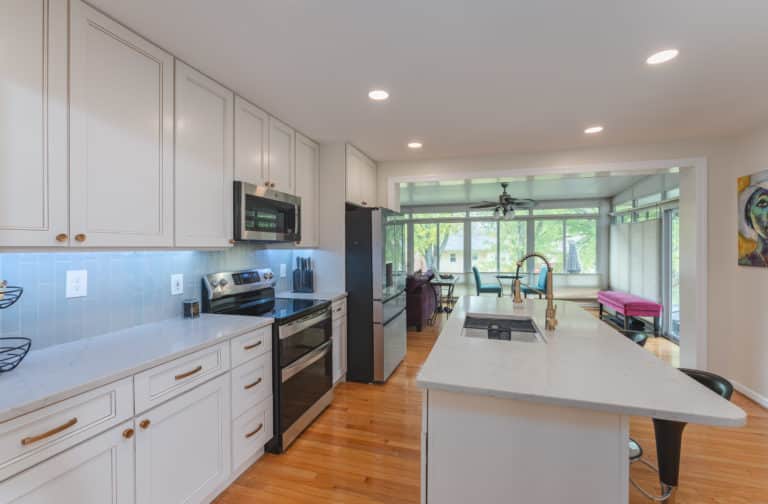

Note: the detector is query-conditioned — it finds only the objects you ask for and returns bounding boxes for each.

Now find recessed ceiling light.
[368,89,389,101]
[646,49,679,65]
[584,126,604,134]
[407,141,423,149]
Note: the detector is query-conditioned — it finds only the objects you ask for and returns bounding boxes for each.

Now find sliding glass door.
[662,208,680,341]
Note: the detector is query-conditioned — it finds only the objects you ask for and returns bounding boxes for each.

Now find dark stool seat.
[630,368,734,501]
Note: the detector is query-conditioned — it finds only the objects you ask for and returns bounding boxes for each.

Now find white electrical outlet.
[171,274,184,295]
[66,270,88,298]
[279,264,287,278]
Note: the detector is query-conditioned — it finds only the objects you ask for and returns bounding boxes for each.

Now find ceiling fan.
[470,182,537,219]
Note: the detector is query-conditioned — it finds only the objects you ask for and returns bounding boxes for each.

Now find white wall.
[707,126,768,407]
[378,131,768,405]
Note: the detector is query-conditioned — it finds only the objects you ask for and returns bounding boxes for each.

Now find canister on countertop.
[183,298,200,318]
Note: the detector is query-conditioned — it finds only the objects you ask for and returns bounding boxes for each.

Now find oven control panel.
[203,268,275,300]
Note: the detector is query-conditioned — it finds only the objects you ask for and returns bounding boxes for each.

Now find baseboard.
[732,380,768,410]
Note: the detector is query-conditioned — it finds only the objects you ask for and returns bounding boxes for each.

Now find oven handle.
[281,340,331,383]
[278,309,330,340]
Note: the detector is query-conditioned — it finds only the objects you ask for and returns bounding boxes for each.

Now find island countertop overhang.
[416,297,746,428]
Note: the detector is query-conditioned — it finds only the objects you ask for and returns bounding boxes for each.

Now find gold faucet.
[513,252,558,331]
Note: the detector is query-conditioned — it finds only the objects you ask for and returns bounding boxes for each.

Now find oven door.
[279,339,333,446]
[235,181,301,242]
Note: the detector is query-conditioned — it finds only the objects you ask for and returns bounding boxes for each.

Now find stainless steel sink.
[462,313,544,343]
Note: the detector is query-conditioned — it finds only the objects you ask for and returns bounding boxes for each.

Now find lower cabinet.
[135,373,231,504]
[0,420,135,503]
[332,299,348,383]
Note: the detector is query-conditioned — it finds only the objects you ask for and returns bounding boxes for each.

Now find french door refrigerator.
[345,206,407,383]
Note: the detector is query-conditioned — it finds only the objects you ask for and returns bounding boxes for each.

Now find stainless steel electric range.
[202,268,333,453]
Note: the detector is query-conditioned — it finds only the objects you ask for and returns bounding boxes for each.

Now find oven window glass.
[280,347,332,434]
[245,194,296,234]
[280,317,331,367]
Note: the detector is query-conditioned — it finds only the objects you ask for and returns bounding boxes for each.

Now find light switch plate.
[66,270,88,298]
[171,274,184,295]
[279,264,287,278]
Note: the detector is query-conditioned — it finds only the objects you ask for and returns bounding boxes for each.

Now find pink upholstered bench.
[597,290,663,334]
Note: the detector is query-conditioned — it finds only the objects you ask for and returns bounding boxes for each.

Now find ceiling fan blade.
[508,199,537,208]
[469,202,499,209]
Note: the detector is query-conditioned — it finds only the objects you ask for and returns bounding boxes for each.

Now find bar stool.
[629,369,734,501]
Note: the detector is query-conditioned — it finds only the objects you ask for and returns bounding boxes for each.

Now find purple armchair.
[406,270,438,331]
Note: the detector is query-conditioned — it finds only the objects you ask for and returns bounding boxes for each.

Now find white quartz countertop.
[0,314,272,423]
[277,291,347,302]
[417,297,746,427]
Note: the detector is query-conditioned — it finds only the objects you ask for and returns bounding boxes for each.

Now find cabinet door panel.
[234,97,268,186]
[175,61,234,247]
[0,421,135,504]
[295,133,319,247]
[69,0,174,247]
[268,117,295,193]
[136,373,231,504]
[0,0,68,246]
[345,144,361,205]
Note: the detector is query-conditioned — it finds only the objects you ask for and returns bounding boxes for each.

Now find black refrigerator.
[345,206,407,383]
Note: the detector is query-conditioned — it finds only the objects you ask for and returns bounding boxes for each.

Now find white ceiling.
[90,0,768,162]
[399,173,649,206]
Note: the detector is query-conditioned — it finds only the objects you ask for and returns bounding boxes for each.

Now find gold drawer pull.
[174,365,202,381]
[122,428,135,439]
[139,419,151,430]
[245,423,264,439]
[55,233,68,242]
[244,377,263,390]
[21,417,78,446]
[74,233,87,242]
[243,340,262,351]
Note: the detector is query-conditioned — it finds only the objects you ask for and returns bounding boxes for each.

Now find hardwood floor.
[216,314,768,504]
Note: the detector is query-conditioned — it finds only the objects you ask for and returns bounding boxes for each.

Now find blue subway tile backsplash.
[0,246,294,350]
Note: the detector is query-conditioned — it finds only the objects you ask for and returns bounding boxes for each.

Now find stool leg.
[599,303,604,320]
[654,418,686,489]
[654,317,659,336]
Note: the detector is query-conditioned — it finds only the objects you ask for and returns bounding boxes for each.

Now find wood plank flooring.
[216,315,768,504]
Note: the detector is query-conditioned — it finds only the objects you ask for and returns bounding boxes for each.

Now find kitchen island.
[416,296,746,504]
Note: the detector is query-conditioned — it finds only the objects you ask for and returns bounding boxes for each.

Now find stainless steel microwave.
[234,181,301,242]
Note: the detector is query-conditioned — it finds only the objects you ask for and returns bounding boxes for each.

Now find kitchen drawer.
[232,397,273,473]
[332,299,347,321]
[231,353,272,419]
[0,378,133,481]
[134,342,230,414]
[231,325,272,368]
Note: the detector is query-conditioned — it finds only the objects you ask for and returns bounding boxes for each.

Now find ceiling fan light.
[493,208,501,219]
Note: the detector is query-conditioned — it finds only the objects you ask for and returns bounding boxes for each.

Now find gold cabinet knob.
[74,233,87,242]
[229,239,236,245]
[55,233,68,242]
[361,201,367,206]
[270,182,276,188]
[139,419,151,430]
[122,428,135,439]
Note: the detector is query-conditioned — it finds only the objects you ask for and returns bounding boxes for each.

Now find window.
[636,193,662,207]
[471,221,497,271]
[499,220,527,272]
[412,211,466,219]
[438,222,464,273]
[535,220,564,272]
[413,223,438,272]
[532,207,599,216]
[565,220,597,273]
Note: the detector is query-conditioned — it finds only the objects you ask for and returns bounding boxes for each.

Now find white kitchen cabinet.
[174,61,234,248]
[268,116,296,193]
[295,133,320,247]
[346,144,377,207]
[69,0,174,247]
[0,421,136,504]
[332,299,348,383]
[0,0,68,247]
[234,96,269,187]
[135,373,231,504]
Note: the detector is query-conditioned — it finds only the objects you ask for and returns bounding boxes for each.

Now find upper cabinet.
[346,144,377,207]
[268,117,296,194]
[234,97,269,187]
[0,0,68,247]
[174,62,234,248]
[295,133,320,247]
[69,0,174,247]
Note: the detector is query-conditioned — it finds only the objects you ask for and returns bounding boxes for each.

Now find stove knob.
[218,278,228,288]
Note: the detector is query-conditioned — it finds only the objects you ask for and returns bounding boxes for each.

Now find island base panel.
[423,389,630,504]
